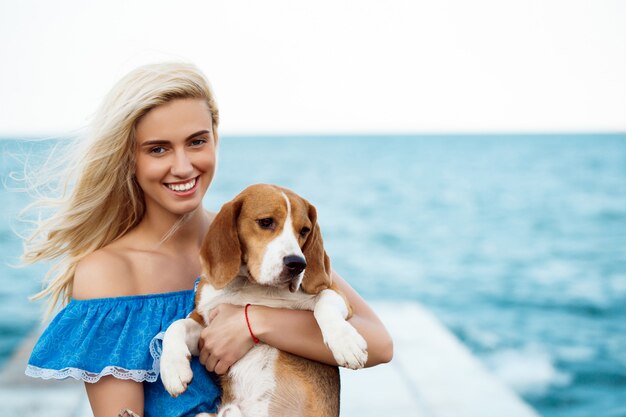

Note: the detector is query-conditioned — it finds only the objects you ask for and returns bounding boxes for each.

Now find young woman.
[23,62,393,416]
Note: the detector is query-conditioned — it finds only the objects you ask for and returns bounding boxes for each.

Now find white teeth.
[166,178,196,192]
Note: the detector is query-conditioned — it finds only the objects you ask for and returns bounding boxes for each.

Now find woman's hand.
[198,304,256,375]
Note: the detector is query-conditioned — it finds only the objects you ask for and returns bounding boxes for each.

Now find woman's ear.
[301,203,332,294]
[200,198,243,289]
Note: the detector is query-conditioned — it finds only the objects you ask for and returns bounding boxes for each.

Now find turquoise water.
[1,134,625,417]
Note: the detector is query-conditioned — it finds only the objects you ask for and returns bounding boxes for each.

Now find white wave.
[485,345,572,397]
[609,274,626,295]
[555,346,594,363]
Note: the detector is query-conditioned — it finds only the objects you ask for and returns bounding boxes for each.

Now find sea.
[1,133,625,417]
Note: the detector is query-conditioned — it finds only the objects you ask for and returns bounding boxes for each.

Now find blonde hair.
[22,62,219,316]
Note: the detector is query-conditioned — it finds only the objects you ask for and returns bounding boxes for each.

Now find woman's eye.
[149,146,167,155]
[300,227,311,238]
[257,218,275,230]
[190,138,208,147]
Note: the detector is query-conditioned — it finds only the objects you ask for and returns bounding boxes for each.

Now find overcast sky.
[0,0,625,136]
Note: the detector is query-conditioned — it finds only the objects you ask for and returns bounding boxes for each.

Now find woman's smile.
[164,176,199,195]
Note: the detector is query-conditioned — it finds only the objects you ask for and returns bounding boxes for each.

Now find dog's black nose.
[283,255,307,275]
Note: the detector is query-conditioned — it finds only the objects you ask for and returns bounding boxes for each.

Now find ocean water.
[1,134,625,417]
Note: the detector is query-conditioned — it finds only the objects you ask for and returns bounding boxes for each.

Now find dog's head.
[200,184,331,294]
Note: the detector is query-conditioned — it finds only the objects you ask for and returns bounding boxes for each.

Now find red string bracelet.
[244,303,260,344]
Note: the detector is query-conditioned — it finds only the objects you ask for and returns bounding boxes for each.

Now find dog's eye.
[300,227,311,238]
[257,218,275,230]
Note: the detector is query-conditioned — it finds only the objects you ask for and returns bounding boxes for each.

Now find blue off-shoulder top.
[25,285,220,416]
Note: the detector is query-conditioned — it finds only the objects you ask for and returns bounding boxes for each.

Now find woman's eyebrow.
[140,139,170,147]
[140,130,211,147]
[185,129,211,140]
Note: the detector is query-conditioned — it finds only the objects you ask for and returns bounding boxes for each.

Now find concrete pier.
[0,301,541,417]
[340,302,540,417]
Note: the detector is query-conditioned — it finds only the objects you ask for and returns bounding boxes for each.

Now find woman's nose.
[171,150,194,177]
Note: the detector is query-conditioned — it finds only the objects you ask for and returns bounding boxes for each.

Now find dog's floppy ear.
[200,198,243,289]
[301,203,332,294]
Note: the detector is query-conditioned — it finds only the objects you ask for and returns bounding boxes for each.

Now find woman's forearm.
[248,272,394,367]
[249,306,337,365]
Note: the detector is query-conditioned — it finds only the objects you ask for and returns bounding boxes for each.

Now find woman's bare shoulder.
[72,244,135,300]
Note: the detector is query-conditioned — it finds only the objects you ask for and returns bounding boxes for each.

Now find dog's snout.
[283,255,307,275]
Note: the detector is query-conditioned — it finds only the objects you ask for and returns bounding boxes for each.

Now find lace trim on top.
[25,364,158,383]
[25,332,165,383]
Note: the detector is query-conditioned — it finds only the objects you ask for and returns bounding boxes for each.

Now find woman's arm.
[198,270,394,374]
[84,377,144,417]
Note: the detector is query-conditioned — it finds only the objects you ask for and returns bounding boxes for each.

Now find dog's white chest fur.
[222,344,279,417]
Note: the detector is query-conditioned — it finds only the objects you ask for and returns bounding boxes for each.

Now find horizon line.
[0,130,625,141]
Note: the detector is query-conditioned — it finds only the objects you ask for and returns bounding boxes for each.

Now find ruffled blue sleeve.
[26,289,195,383]
[26,286,221,416]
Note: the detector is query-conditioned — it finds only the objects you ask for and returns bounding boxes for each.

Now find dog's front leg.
[313,289,368,370]
[161,317,203,397]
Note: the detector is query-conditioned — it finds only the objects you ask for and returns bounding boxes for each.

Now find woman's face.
[134,98,216,217]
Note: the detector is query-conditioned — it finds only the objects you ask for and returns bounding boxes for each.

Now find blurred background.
[1,1,625,417]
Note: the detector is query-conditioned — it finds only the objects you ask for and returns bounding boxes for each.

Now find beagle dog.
[160,184,368,417]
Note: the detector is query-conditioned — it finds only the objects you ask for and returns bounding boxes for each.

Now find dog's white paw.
[324,322,368,370]
[160,349,193,397]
